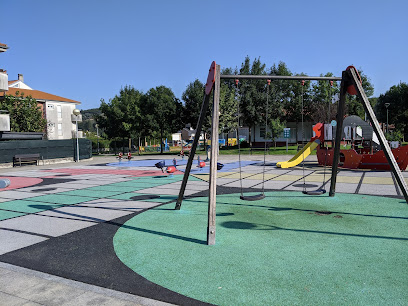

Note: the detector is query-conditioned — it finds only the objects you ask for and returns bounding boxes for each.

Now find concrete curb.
[0,261,174,306]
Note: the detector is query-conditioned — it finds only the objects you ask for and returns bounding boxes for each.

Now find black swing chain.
[262,80,271,196]
[235,79,244,197]
[236,79,270,199]
[301,81,307,192]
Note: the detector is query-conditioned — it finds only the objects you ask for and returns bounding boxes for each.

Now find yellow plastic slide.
[276,140,319,168]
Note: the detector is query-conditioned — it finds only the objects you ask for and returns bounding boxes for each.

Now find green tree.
[79,118,95,133]
[310,73,340,123]
[78,108,102,133]
[265,62,292,143]
[281,76,312,143]
[0,91,47,133]
[97,86,144,151]
[143,86,181,154]
[182,79,206,127]
[238,56,268,143]
[268,62,292,120]
[80,108,101,120]
[266,118,285,148]
[219,74,238,146]
[181,79,216,150]
[182,72,239,149]
[376,82,408,140]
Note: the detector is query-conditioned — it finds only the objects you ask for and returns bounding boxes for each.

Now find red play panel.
[44,168,183,177]
[0,177,43,190]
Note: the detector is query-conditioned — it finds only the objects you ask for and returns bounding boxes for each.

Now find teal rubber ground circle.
[113,192,408,305]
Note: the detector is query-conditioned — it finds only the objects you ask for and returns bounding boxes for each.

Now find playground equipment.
[166,165,176,174]
[315,114,408,170]
[276,122,323,169]
[277,79,334,170]
[163,139,170,152]
[277,140,320,168]
[300,80,329,195]
[317,143,408,170]
[166,159,178,174]
[127,152,132,160]
[117,152,123,160]
[174,62,408,246]
[314,123,408,170]
[155,160,166,172]
[155,159,180,175]
[235,78,268,201]
[0,179,10,189]
[197,156,206,169]
[278,121,408,171]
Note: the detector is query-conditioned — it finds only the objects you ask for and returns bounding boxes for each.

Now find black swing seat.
[302,189,326,196]
[240,194,265,201]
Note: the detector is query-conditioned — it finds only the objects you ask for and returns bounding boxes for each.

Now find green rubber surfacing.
[113,192,408,305]
[0,175,192,221]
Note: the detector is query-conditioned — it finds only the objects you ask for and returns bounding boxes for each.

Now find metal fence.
[0,138,92,164]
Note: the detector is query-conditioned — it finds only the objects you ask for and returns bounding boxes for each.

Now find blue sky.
[1,1,407,109]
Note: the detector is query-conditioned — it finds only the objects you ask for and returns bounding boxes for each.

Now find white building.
[2,74,81,140]
[0,42,9,92]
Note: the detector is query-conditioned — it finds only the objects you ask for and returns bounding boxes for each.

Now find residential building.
[0,42,8,53]
[1,74,81,140]
[0,42,8,91]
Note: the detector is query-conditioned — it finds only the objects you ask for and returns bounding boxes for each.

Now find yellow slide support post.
[276,139,320,168]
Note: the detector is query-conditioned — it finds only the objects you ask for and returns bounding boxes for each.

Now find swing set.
[175,62,408,245]
[235,78,269,201]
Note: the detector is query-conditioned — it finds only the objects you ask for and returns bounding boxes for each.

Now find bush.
[387,130,404,142]
[88,137,110,153]
[240,140,250,148]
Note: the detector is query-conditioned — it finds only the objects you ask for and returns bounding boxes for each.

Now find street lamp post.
[73,109,80,162]
[385,103,390,135]
[95,124,99,154]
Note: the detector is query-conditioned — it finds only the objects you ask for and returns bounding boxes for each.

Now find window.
[260,127,272,139]
[58,123,63,136]
[47,104,54,109]
[57,105,62,119]
[260,127,266,139]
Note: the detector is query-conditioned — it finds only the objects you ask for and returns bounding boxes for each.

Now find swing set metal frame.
[174,61,408,246]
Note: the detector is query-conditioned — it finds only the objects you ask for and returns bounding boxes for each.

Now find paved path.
[0,262,172,306]
[0,154,406,305]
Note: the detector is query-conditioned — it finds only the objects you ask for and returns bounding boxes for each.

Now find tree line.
[1,57,406,145]
[96,56,386,151]
[375,82,408,141]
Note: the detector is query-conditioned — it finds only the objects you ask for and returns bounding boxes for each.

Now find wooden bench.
[13,153,42,167]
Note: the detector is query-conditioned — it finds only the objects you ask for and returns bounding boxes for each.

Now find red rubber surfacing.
[44,168,183,177]
[0,177,43,190]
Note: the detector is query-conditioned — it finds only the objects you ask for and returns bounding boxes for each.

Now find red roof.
[0,87,80,104]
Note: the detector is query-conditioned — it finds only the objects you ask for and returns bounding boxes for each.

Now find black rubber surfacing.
[0,211,212,306]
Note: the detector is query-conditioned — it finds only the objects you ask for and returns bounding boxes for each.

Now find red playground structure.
[314,123,408,170]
